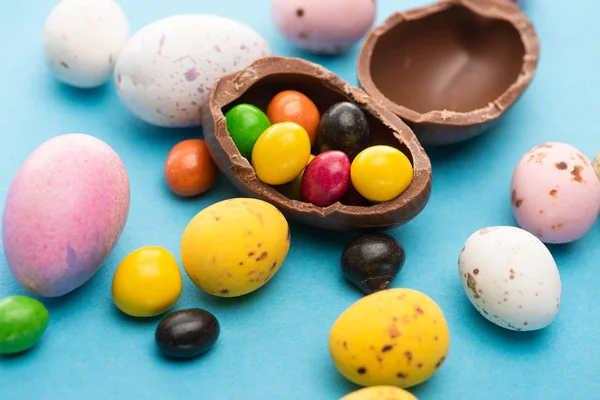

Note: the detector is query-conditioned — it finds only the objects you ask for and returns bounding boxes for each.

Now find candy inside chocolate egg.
[358,0,539,146]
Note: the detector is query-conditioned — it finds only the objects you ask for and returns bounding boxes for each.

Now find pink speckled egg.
[510,142,600,244]
[271,0,376,55]
[2,134,130,297]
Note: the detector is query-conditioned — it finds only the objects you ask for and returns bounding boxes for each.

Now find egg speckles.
[458,226,561,331]
[511,142,600,244]
[114,15,270,128]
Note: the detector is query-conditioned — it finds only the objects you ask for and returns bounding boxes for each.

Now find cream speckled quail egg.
[43,0,130,88]
[458,226,561,331]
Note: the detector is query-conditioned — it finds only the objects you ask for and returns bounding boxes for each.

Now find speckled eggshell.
[43,0,130,88]
[114,15,270,128]
[511,142,600,244]
[2,134,130,297]
[271,0,376,55]
[458,226,561,331]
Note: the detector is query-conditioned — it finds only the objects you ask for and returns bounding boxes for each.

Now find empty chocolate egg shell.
[202,56,432,231]
[357,0,539,146]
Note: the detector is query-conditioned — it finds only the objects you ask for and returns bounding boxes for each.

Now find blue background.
[1,0,598,399]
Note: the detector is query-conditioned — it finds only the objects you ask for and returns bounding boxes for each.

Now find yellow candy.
[275,154,315,200]
[180,198,290,297]
[340,386,418,400]
[112,246,182,317]
[351,145,413,203]
[329,288,450,389]
[252,122,311,185]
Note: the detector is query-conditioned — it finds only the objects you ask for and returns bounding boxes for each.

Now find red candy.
[301,150,350,207]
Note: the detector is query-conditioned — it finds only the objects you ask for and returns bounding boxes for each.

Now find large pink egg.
[271,0,376,55]
[510,142,600,244]
[2,134,130,297]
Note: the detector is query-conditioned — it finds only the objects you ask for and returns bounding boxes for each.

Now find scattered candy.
[2,134,130,297]
[252,122,311,185]
[271,0,376,55]
[458,226,561,331]
[43,0,130,88]
[112,246,182,318]
[316,102,371,160]
[180,198,290,297]
[266,90,320,145]
[329,288,450,388]
[510,142,600,244]
[155,308,220,359]
[0,296,49,355]
[275,154,315,200]
[351,145,413,203]
[225,104,272,160]
[164,139,219,197]
[301,150,351,207]
[341,386,418,400]
[341,233,405,295]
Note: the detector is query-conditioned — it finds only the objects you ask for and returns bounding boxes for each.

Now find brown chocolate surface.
[357,0,539,146]
[202,56,432,231]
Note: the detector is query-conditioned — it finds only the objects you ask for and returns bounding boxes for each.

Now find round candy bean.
[351,145,413,202]
[225,104,271,160]
[155,308,220,359]
[301,150,350,207]
[252,122,311,185]
[164,139,219,197]
[112,246,182,317]
[0,296,49,355]
[266,90,320,145]
[316,102,371,160]
[275,154,315,200]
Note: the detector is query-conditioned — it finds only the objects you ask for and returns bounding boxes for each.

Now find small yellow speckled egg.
[329,288,450,389]
[180,198,290,297]
[340,386,418,400]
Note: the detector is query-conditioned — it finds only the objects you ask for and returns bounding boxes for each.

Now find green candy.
[0,296,49,355]
[225,104,271,160]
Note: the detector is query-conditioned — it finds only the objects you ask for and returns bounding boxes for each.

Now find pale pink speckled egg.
[2,134,130,297]
[510,142,600,244]
[271,0,376,55]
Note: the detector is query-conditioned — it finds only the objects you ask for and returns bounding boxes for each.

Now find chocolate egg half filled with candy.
[203,56,432,231]
[357,0,539,145]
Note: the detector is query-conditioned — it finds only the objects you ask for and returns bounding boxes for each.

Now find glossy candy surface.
[351,146,414,203]
[301,150,350,207]
[275,154,315,200]
[266,90,320,145]
[341,386,418,400]
[164,139,219,197]
[112,246,182,317]
[341,233,406,294]
[252,122,311,185]
[0,296,49,355]
[180,198,290,297]
[329,288,450,389]
[155,308,220,359]
[316,102,371,160]
[225,104,271,160]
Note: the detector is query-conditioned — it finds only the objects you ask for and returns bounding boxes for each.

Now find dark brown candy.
[202,56,432,231]
[357,0,539,146]
[315,101,371,160]
[155,308,220,359]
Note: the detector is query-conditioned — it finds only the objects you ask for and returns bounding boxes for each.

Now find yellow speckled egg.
[341,386,418,400]
[329,288,450,389]
[180,198,290,297]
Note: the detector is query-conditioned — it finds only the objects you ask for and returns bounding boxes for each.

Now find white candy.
[458,226,561,331]
[43,0,130,88]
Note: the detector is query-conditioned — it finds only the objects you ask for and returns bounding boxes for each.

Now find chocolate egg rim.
[204,56,432,224]
[356,0,540,127]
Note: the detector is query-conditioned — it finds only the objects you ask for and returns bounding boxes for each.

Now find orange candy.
[164,139,219,197]
[266,90,320,145]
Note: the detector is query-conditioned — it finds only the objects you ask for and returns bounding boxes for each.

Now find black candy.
[155,308,220,359]
[316,102,371,160]
[341,233,405,295]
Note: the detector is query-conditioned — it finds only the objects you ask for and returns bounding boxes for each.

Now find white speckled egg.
[510,142,600,244]
[458,226,561,331]
[114,15,270,128]
[43,0,130,88]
